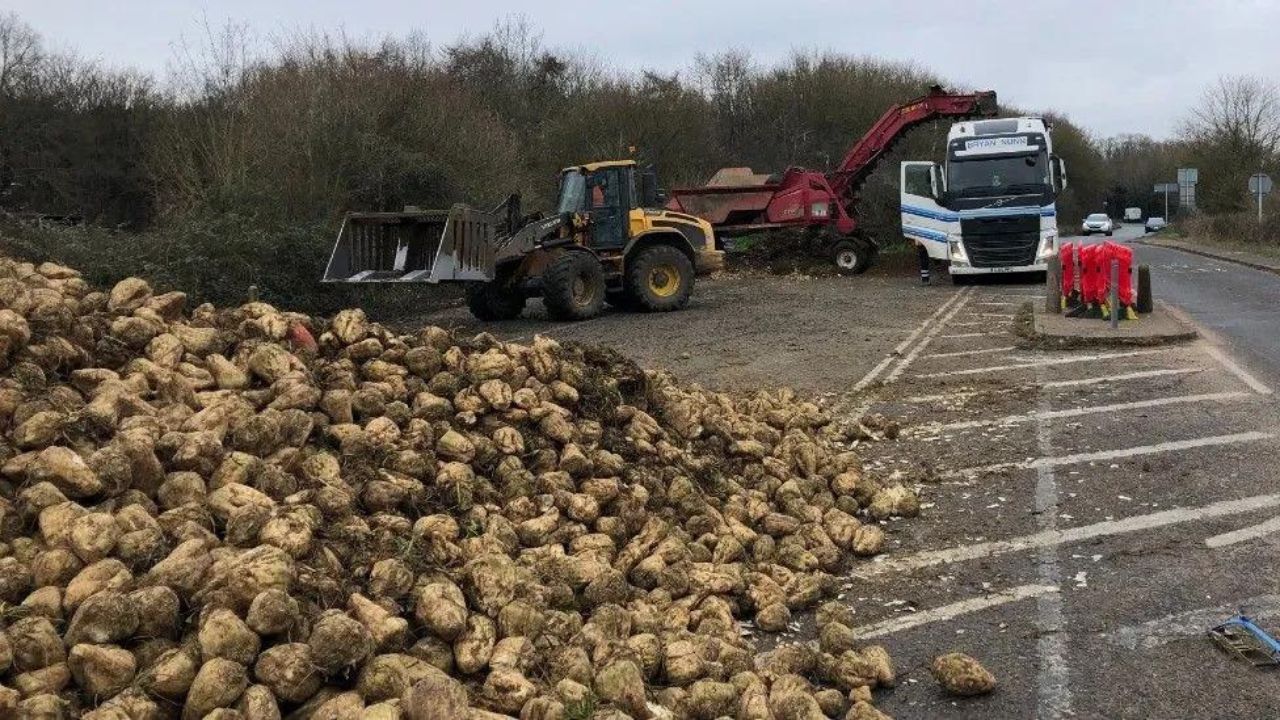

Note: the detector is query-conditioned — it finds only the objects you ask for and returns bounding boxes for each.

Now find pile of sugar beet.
[0,255,932,720]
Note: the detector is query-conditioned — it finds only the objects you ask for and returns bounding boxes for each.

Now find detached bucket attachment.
[322,204,499,284]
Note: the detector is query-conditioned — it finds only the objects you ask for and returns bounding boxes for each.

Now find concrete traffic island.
[1018,299,1197,348]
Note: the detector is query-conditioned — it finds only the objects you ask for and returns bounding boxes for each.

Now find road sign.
[1251,173,1272,224]
[1154,183,1178,193]
[1178,168,1199,184]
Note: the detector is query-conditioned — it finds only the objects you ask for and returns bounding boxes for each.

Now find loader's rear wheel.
[625,245,694,312]
[832,239,872,275]
[542,251,605,321]
[466,281,525,321]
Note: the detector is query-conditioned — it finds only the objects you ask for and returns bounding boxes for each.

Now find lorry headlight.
[949,238,968,264]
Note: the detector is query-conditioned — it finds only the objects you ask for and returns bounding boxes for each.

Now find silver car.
[1145,216,1167,233]
[1081,213,1114,236]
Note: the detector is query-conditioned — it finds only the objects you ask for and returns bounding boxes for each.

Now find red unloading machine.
[666,86,998,275]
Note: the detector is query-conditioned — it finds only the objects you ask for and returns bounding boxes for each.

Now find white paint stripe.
[975,301,1015,306]
[948,320,1009,328]
[1110,594,1280,650]
[976,312,1014,318]
[914,348,1170,378]
[883,288,975,384]
[1202,344,1273,395]
[939,332,999,339]
[1033,363,1072,718]
[924,345,1017,359]
[1204,515,1280,548]
[899,367,1204,404]
[914,392,1251,434]
[850,584,1059,639]
[948,431,1273,478]
[847,289,967,394]
[856,492,1280,578]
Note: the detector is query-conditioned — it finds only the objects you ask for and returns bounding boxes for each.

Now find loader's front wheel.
[466,281,525,321]
[625,245,694,312]
[542,251,605,321]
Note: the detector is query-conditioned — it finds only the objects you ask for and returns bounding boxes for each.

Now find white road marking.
[975,301,1015,306]
[924,345,1017,359]
[1033,363,1072,718]
[883,289,975,384]
[1201,344,1273,396]
[939,332,999,339]
[848,289,968,394]
[1204,515,1280,548]
[946,430,1273,478]
[1109,594,1280,650]
[948,320,1009,327]
[914,348,1171,378]
[976,312,1014,318]
[899,367,1205,404]
[857,492,1280,578]
[849,584,1059,639]
[913,391,1252,434]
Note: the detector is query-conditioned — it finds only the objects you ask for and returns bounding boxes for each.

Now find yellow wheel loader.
[322,160,723,321]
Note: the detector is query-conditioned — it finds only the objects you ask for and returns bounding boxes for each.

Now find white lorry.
[1124,207,1143,222]
[900,117,1067,283]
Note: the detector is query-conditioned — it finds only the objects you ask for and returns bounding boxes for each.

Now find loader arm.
[828,86,998,206]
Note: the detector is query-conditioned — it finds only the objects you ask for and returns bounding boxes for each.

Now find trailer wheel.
[466,281,525,321]
[625,245,694,312]
[542,251,606,321]
[832,240,871,275]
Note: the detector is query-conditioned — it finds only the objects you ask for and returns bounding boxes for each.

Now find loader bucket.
[322,204,499,284]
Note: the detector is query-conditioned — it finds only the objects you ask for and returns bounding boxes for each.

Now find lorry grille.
[960,215,1040,268]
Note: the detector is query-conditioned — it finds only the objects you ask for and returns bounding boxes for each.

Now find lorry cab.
[901,117,1067,282]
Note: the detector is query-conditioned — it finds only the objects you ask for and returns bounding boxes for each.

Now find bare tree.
[0,12,42,96]
[1180,75,1280,211]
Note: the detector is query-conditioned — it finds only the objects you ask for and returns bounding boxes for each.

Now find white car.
[1145,216,1167,233]
[1081,213,1114,236]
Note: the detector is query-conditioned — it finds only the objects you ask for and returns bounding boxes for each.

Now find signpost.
[1154,182,1178,220]
[1178,168,1199,212]
[1249,173,1273,224]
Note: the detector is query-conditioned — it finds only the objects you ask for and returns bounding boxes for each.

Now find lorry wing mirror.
[929,164,946,199]
[1052,156,1068,191]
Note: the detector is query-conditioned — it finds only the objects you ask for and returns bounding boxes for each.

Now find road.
[402,227,1280,719]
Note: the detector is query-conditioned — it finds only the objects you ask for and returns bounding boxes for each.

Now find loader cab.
[557,161,638,250]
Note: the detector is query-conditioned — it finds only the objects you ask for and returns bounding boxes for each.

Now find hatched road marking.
[848,288,970,394]
[912,391,1252,434]
[914,348,1172,378]
[856,491,1280,578]
[924,345,1017,359]
[1204,515,1280,548]
[944,430,1274,478]
[899,368,1205,404]
[883,288,975,384]
[849,584,1059,639]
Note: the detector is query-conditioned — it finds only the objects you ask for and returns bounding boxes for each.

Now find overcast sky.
[9,0,1280,139]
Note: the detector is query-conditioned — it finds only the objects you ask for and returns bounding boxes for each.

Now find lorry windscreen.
[948,152,1050,196]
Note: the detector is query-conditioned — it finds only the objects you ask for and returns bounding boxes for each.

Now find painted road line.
[914,348,1171,378]
[1204,514,1280,548]
[1110,594,1280,650]
[913,391,1252,434]
[975,301,1016,307]
[848,288,968,394]
[900,367,1205,405]
[1201,344,1274,396]
[976,312,1014,318]
[946,431,1274,478]
[883,288,975,384]
[948,320,1010,328]
[856,491,1280,578]
[939,332,1000,339]
[924,345,1018,360]
[849,584,1059,639]
[1033,363,1072,719]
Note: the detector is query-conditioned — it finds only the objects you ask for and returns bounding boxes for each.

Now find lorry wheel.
[466,281,525,321]
[625,245,694,312]
[832,240,871,275]
[542,251,605,321]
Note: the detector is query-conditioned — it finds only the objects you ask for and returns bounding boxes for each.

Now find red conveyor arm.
[829,86,998,202]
